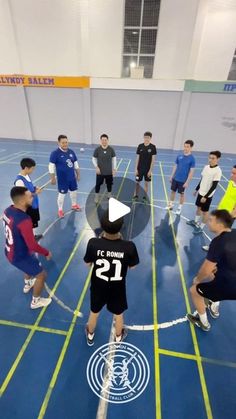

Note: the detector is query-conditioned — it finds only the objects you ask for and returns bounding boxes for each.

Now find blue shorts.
[58,178,77,194]
[171,179,185,194]
[11,254,43,277]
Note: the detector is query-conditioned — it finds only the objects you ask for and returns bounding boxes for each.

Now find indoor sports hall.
[0,2,236,419]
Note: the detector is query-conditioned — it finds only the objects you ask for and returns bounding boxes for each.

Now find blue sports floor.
[0,139,235,419]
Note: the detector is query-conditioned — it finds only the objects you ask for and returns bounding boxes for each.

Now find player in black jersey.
[84,211,139,346]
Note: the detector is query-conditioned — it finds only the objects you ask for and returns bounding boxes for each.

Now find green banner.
[184,80,236,93]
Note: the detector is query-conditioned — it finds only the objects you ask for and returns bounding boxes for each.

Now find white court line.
[126,316,188,331]
[0,151,27,164]
[34,171,49,183]
[0,149,6,153]
[221,173,229,182]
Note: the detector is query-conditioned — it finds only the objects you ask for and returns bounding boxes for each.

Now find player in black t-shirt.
[133,131,157,203]
[84,211,139,346]
[187,210,236,331]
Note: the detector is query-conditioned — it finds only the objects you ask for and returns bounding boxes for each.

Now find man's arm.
[18,219,50,257]
[135,155,140,175]
[170,164,177,182]
[74,161,80,181]
[194,259,217,284]
[183,168,195,188]
[147,155,155,176]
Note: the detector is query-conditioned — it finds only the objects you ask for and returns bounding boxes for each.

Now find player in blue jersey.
[166,140,195,215]
[14,158,43,241]
[3,187,52,309]
[49,135,81,218]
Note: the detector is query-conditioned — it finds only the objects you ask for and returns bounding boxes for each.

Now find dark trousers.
[95,175,113,193]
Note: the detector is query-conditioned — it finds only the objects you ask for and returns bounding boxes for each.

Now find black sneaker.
[85,326,95,346]
[34,234,43,241]
[186,220,196,227]
[204,299,220,319]
[187,313,211,331]
[132,195,138,202]
[142,196,148,204]
[115,328,128,343]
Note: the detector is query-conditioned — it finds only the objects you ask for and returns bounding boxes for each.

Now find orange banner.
[0,75,90,88]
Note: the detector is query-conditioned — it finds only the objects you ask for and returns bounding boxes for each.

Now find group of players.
[2,132,236,344]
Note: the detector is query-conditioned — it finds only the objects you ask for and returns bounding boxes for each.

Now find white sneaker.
[202,245,209,252]
[30,297,52,309]
[175,208,182,215]
[23,278,36,294]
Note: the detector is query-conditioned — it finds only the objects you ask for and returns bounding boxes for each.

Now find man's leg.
[166,189,176,209]
[95,175,104,203]
[87,311,100,334]
[31,270,52,309]
[57,192,66,216]
[105,175,113,198]
[23,273,35,294]
[187,285,210,330]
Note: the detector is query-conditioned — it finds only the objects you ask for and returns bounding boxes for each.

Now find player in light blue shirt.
[49,135,81,218]
[166,140,195,215]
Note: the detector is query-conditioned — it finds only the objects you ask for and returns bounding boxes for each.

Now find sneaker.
[107,192,112,200]
[142,196,148,204]
[72,204,82,211]
[30,297,52,309]
[193,226,203,235]
[202,245,209,252]
[205,299,220,319]
[34,234,43,241]
[132,195,138,202]
[58,209,65,218]
[186,220,196,227]
[85,326,95,346]
[175,208,182,216]
[23,278,36,294]
[94,194,99,204]
[115,328,128,343]
[187,313,211,331]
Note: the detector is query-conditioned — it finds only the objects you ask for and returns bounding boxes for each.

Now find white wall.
[91,89,182,148]
[183,92,236,153]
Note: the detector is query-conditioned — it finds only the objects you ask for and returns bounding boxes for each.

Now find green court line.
[159,162,213,419]
[37,160,131,419]
[150,179,162,419]
[0,157,124,397]
[0,319,67,336]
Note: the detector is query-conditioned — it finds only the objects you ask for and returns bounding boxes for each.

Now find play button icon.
[108,197,131,222]
[85,176,151,239]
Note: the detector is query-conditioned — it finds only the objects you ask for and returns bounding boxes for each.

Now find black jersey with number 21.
[84,237,139,289]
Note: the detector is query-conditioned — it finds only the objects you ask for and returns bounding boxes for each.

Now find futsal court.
[0,139,235,419]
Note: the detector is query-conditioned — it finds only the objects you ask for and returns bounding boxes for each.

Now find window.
[228,49,236,81]
[122,0,161,78]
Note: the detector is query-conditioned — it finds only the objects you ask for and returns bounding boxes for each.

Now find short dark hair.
[101,210,123,234]
[10,186,28,203]
[209,151,221,159]
[184,140,194,147]
[210,209,233,228]
[20,158,36,169]
[100,134,109,140]
[233,165,236,169]
[58,135,67,142]
[144,131,152,138]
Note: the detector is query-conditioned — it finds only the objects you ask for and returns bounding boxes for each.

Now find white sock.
[211,301,220,310]
[70,190,77,206]
[178,204,183,210]
[57,193,65,210]
[195,215,201,223]
[198,311,209,326]
[24,278,31,285]
[32,296,40,303]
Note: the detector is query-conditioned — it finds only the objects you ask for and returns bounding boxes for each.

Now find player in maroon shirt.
[3,186,52,309]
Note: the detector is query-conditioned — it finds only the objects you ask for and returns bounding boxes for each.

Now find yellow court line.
[150,179,162,419]
[0,319,67,336]
[159,162,213,419]
[0,157,125,397]
[159,348,236,370]
[38,159,131,418]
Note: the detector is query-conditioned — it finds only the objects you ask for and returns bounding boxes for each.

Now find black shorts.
[90,285,128,315]
[136,170,151,182]
[171,179,185,194]
[26,206,40,228]
[195,194,212,212]
[197,280,236,302]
